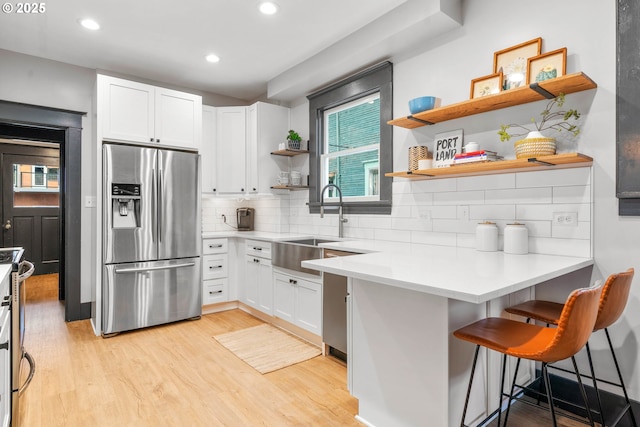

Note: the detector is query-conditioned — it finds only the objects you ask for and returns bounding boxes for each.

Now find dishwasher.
[322,248,358,362]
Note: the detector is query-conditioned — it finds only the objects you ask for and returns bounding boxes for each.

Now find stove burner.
[0,250,14,264]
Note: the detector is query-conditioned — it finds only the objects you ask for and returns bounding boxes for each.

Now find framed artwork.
[470,71,503,99]
[527,48,567,84]
[493,38,542,90]
[433,129,464,168]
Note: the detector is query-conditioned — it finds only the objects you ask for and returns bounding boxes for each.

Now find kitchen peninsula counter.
[302,246,593,427]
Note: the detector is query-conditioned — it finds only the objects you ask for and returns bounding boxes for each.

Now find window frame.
[307,61,393,215]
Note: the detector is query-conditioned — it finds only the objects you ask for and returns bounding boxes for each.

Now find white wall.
[0,48,96,303]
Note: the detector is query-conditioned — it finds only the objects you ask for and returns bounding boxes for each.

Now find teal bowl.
[408,96,437,114]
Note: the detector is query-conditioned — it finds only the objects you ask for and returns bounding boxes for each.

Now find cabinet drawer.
[203,254,228,280]
[246,239,272,259]
[203,238,228,255]
[202,279,228,305]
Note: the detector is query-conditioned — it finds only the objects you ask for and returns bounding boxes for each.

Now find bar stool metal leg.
[460,345,480,427]
[584,342,605,425]
[502,356,522,427]
[496,353,508,427]
[542,362,559,427]
[571,355,596,427]
[604,328,638,427]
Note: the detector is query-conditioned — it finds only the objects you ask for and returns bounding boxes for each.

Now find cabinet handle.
[209,244,223,249]
[289,279,297,285]
[253,258,260,263]
[213,188,216,192]
[241,188,244,192]
[253,247,262,251]
[157,139,160,143]
[253,188,256,191]
[150,137,154,142]
[209,265,223,269]
[209,290,223,294]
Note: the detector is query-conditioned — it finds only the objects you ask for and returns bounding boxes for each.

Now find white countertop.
[202,231,315,241]
[302,245,593,304]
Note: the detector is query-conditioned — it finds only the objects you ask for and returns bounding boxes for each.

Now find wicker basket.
[513,136,556,159]
[408,146,429,170]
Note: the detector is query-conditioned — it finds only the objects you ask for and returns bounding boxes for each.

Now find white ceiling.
[0,0,461,102]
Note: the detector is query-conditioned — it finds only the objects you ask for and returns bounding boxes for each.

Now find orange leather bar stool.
[454,283,602,427]
[505,268,637,427]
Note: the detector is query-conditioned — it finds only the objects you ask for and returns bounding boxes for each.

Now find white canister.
[504,223,529,254]
[476,222,498,252]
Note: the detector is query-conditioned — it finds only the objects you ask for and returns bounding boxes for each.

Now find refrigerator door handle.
[158,168,163,243]
[152,169,157,243]
[115,262,196,274]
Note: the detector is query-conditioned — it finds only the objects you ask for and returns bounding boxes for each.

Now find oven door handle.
[18,261,35,281]
[18,351,35,395]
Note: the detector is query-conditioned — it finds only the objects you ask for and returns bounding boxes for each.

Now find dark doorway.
[0,101,87,321]
[1,144,61,275]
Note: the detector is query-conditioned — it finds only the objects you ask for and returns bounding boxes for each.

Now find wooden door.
[2,153,60,274]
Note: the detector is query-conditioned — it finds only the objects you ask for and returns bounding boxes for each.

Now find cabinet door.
[257,258,273,315]
[244,255,260,309]
[252,102,290,194]
[246,104,259,193]
[100,75,155,144]
[295,278,322,335]
[201,106,217,193]
[203,254,228,280]
[215,107,246,193]
[155,87,202,149]
[273,271,295,323]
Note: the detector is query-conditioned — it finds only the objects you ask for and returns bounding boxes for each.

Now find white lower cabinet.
[242,239,273,314]
[273,270,322,335]
[202,238,229,305]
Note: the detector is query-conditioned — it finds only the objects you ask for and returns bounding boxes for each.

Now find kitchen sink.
[272,238,339,275]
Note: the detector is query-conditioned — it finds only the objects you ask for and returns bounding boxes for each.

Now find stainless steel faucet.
[320,184,348,238]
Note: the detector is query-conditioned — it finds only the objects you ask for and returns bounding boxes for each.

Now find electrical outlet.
[418,208,432,221]
[84,196,96,208]
[552,212,578,226]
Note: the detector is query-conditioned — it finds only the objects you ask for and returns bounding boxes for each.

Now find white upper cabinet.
[98,75,202,150]
[203,102,289,194]
[201,105,217,193]
[215,106,247,193]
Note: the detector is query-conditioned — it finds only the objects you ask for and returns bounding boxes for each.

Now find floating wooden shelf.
[388,72,597,129]
[385,153,593,180]
[270,185,309,190]
[270,149,309,157]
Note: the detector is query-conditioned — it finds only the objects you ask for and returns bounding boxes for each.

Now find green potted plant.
[498,93,581,159]
[287,129,302,150]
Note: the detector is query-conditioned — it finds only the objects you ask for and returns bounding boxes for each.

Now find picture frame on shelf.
[433,129,464,168]
[493,37,542,90]
[470,71,504,99]
[527,47,567,84]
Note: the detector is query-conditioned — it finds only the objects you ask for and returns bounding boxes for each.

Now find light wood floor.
[19,274,592,427]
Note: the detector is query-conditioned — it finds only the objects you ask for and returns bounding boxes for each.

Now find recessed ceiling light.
[79,18,100,30]
[205,54,220,63]
[259,2,278,15]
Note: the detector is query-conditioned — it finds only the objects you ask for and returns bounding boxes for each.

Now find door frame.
[0,100,88,321]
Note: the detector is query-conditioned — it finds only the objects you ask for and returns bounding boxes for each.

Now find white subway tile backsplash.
[552,221,591,240]
[516,167,591,188]
[469,205,516,221]
[553,185,591,204]
[434,190,485,205]
[485,187,552,205]
[200,167,592,257]
[457,173,516,191]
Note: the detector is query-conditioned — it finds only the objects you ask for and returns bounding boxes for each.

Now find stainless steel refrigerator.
[102,143,201,336]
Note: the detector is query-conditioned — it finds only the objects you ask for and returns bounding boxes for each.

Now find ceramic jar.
[504,223,528,254]
[476,221,498,252]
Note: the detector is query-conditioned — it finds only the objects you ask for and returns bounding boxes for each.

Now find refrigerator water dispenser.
[111,183,141,229]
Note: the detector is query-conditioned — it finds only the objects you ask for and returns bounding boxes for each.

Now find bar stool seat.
[454,283,603,427]
[505,268,637,427]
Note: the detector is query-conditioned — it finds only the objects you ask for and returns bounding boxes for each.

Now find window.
[308,62,392,214]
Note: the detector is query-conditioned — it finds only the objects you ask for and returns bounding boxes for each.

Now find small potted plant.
[498,93,581,159]
[287,129,302,150]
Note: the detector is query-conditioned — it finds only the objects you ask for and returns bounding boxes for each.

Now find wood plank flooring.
[19,274,591,427]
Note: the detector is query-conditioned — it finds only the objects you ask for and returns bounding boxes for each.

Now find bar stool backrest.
[541,282,603,363]
[594,268,634,331]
